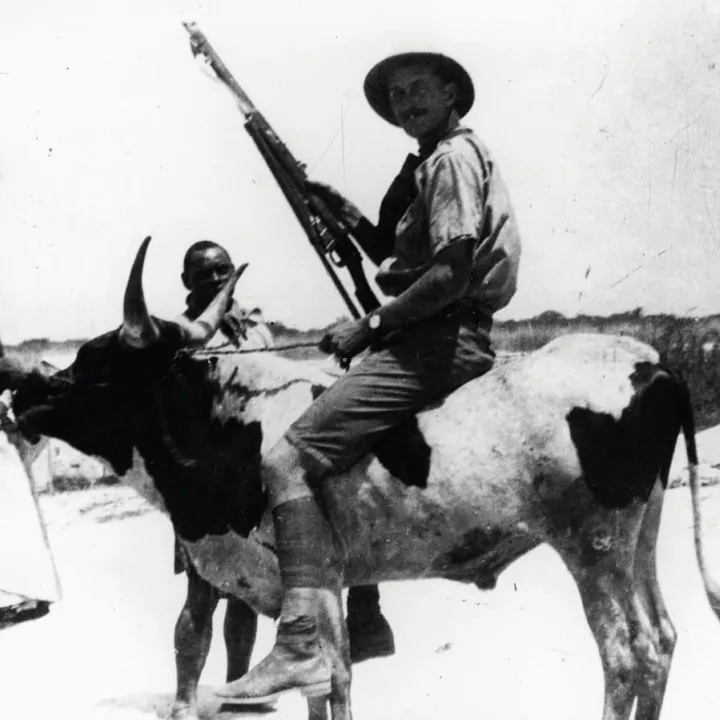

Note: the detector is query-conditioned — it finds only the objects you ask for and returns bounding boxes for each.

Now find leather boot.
[347,585,396,663]
[215,497,334,704]
[216,588,331,704]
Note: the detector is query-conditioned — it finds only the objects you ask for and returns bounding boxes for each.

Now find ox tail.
[679,377,720,618]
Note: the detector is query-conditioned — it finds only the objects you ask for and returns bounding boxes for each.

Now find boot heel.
[300,680,332,698]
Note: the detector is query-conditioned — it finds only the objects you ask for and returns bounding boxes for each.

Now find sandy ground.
[3,436,720,719]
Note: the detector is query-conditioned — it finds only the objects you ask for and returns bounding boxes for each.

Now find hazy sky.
[1,0,719,342]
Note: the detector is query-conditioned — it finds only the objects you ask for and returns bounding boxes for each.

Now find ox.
[1,238,718,720]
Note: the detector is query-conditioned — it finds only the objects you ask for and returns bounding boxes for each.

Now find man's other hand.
[306,181,363,230]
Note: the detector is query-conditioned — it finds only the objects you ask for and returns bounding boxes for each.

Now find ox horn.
[119,236,160,349]
[175,263,249,348]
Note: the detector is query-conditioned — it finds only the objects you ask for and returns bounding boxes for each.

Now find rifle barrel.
[182,22,379,319]
[183,22,256,116]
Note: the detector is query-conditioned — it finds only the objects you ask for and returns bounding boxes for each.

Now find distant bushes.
[491,310,720,431]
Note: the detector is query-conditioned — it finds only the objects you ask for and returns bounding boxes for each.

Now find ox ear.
[0,357,30,393]
[119,236,161,350]
[178,263,249,348]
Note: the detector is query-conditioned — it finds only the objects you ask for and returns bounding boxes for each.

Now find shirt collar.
[418,113,464,159]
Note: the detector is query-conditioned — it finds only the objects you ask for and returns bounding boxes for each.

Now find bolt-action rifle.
[183,22,380,320]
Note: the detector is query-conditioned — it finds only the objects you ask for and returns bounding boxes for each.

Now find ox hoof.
[347,611,395,664]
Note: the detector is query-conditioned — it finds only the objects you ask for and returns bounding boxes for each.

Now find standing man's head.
[182,240,235,313]
[363,52,474,143]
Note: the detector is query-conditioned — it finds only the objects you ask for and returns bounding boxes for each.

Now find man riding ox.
[219,50,522,704]
[0,54,718,720]
[173,241,395,701]
[0,241,717,720]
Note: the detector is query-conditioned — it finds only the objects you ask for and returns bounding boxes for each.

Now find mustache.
[400,108,429,123]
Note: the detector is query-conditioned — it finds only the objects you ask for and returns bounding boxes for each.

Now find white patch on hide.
[505,334,659,421]
[209,353,336,453]
[182,526,281,616]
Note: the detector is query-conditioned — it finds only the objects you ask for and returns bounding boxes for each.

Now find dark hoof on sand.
[348,616,396,664]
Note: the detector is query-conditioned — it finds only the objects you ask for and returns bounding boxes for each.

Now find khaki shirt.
[376,126,521,314]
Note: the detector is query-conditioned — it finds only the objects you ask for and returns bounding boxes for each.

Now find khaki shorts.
[285,312,495,475]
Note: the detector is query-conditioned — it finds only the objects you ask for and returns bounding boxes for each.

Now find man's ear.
[181,271,191,291]
[443,81,458,110]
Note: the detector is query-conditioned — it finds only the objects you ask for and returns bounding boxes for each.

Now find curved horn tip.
[121,235,159,349]
[128,236,153,272]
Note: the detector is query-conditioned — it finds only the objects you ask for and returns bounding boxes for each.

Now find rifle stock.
[183,22,380,318]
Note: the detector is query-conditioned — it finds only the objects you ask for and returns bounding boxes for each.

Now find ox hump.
[509,333,661,421]
[523,334,679,509]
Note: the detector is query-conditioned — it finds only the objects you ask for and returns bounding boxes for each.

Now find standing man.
[173,240,273,691]
[174,241,395,695]
[179,240,274,352]
[216,51,522,704]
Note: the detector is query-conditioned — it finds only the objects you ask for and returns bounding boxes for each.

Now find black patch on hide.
[309,378,431,489]
[373,417,432,489]
[566,362,688,509]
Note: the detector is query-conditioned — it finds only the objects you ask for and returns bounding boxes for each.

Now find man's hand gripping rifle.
[183,22,379,320]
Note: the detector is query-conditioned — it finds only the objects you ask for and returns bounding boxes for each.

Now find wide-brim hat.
[364,51,475,126]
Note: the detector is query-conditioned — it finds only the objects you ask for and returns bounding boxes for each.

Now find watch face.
[369,314,381,330]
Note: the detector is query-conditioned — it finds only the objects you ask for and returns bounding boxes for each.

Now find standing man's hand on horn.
[178,263,249,348]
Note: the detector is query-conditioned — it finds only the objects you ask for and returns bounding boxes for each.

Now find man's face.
[183,246,234,306]
[387,64,457,141]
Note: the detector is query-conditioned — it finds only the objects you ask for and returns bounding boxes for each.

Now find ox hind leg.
[557,502,649,720]
[632,478,676,720]
[306,587,353,720]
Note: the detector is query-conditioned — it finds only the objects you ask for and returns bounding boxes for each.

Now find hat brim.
[363,52,475,126]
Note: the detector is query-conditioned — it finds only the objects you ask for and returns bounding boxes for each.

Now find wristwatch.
[367,312,382,341]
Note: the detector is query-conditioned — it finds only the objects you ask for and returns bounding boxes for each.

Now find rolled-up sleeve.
[423,151,485,257]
